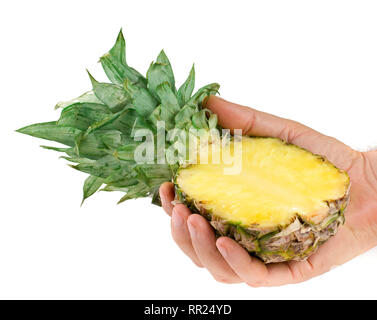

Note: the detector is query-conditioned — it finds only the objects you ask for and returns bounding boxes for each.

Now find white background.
[1,0,377,299]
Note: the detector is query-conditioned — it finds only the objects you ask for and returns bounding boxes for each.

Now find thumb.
[205,95,357,172]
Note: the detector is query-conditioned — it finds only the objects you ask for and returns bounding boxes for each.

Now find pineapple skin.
[175,184,349,263]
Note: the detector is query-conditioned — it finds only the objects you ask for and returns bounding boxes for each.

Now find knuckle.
[278,121,308,144]
[243,110,256,134]
[279,125,294,143]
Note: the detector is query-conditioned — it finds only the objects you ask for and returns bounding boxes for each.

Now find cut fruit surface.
[176,137,349,228]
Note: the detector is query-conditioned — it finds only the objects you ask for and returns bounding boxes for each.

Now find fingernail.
[217,243,229,259]
[187,221,197,238]
[172,210,183,227]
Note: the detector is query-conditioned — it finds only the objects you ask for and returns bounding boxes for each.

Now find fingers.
[161,186,242,282]
[162,190,320,286]
[205,96,356,171]
[216,237,270,287]
[160,184,204,268]
[159,182,175,216]
[216,237,299,287]
[205,96,309,139]
[159,168,329,287]
[187,215,242,283]
[171,205,203,267]
[215,236,333,287]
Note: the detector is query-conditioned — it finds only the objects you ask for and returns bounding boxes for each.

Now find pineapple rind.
[175,184,349,263]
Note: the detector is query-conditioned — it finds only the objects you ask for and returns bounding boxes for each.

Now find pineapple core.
[176,137,349,228]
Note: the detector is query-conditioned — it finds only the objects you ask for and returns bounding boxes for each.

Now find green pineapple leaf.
[188,83,220,106]
[123,79,158,117]
[101,54,147,87]
[100,130,122,149]
[208,113,218,129]
[17,122,81,147]
[156,82,180,114]
[40,145,78,158]
[70,155,122,179]
[147,50,176,98]
[131,114,156,136]
[174,104,197,128]
[100,30,147,87]
[82,175,104,205]
[74,133,108,159]
[87,71,130,112]
[192,110,209,129]
[57,103,112,131]
[17,30,221,207]
[116,143,139,161]
[110,108,147,136]
[117,182,150,204]
[109,29,127,66]
[103,173,139,187]
[40,145,72,153]
[177,64,195,107]
[84,110,124,135]
[101,185,131,193]
[149,104,175,130]
[55,91,102,110]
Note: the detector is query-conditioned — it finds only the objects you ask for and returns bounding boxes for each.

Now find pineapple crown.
[17,30,220,205]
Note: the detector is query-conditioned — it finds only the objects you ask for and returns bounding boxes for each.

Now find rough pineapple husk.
[174,180,350,264]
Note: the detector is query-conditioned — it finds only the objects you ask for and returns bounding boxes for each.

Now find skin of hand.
[159,96,377,287]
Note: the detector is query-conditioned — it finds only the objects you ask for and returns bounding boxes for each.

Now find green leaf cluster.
[17,30,220,205]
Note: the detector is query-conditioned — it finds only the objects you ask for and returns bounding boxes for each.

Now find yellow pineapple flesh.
[176,137,350,263]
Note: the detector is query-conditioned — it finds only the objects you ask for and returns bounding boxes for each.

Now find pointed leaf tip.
[86,70,98,86]
[108,28,127,66]
[147,50,176,95]
[16,124,37,134]
[100,31,146,86]
[117,28,125,41]
[177,64,195,106]
[157,49,169,65]
[82,175,103,205]
[15,122,80,147]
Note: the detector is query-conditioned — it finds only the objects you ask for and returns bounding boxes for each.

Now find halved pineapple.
[17,30,351,264]
[176,137,350,263]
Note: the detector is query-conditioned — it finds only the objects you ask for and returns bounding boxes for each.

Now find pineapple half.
[17,30,350,263]
[176,137,349,263]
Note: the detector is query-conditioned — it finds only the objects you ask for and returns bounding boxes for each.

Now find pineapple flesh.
[17,30,350,263]
[176,137,349,263]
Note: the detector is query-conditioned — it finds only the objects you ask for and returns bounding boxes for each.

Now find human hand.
[160,96,377,287]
